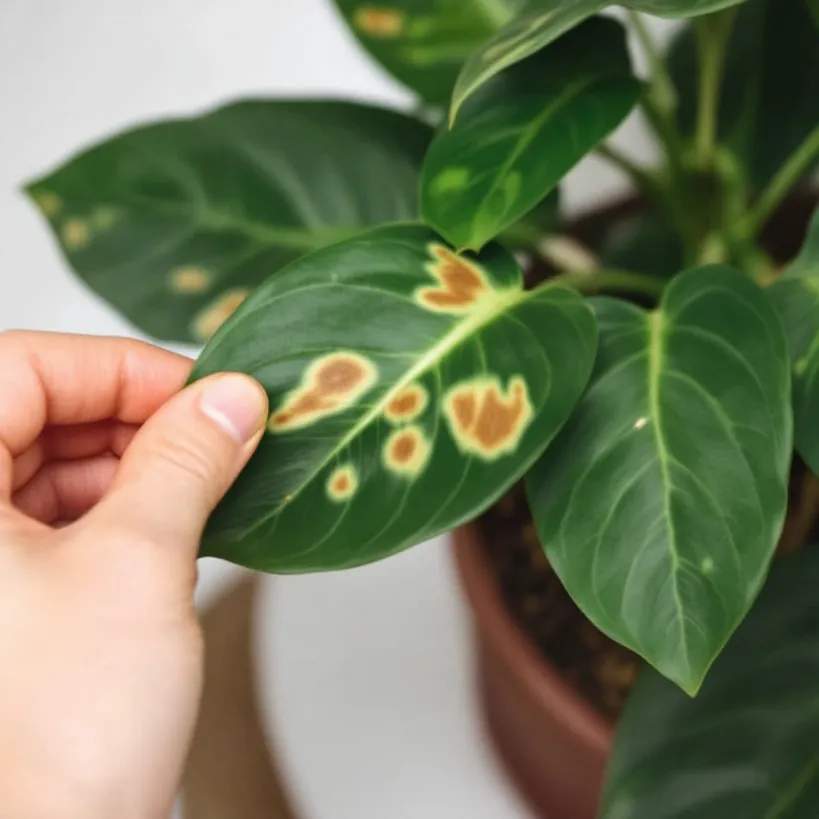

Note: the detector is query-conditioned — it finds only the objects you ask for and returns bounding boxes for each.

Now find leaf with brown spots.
[26,100,433,343]
[190,224,597,573]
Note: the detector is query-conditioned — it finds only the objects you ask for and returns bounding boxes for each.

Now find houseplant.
[24,0,819,816]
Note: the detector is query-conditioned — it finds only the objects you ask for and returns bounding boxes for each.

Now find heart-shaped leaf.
[768,208,819,475]
[190,224,597,573]
[421,17,640,250]
[450,0,749,120]
[601,546,819,819]
[669,0,819,187]
[26,101,432,344]
[527,265,792,694]
[331,0,526,105]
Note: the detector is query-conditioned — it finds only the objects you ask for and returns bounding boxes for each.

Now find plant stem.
[694,9,736,169]
[596,144,658,197]
[744,125,819,233]
[627,10,677,117]
[551,269,667,299]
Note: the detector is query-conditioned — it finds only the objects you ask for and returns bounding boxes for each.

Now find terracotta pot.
[452,525,612,819]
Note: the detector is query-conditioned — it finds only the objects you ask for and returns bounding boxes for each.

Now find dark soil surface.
[478,483,641,722]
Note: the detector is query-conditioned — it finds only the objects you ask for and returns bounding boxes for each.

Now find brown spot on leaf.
[353,6,405,37]
[384,383,428,423]
[382,424,431,478]
[417,245,491,313]
[191,288,249,341]
[327,464,358,502]
[444,376,533,460]
[269,352,378,433]
[417,245,490,313]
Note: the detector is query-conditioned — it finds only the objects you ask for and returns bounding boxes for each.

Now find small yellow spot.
[269,352,378,433]
[91,206,119,230]
[170,266,212,294]
[191,288,249,341]
[415,244,493,314]
[35,191,61,218]
[354,6,405,37]
[431,167,471,197]
[701,557,715,575]
[384,383,428,424]
[443,375,533,460]
[62,218,90,250]
[382,424,431,478]
[327,464,359,502]
[634,417,648,430]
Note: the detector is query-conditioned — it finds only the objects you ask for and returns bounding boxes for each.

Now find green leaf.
[26,101,433,344]
[669,0,819,187]
[421,17,640,251]
[768,208,819,476]
[190,224,597,573]
[599,212,685,279]
[601,546,819,819]
[450,0,749,120]
[809,0,819,26]
[526,265,792,694]
[331,0,527,105]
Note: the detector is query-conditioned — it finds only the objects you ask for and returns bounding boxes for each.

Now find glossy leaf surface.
[768,208,819,475]
[331,0,526,105]
[450,0,749,119]
[669,0,819,187]
[601,546,819,819]
[527,266,792,694]
[26,101,432,343]
[421,17,640,250]
[191,224,597,573]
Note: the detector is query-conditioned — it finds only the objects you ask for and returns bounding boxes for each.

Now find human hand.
[0,331,268,819]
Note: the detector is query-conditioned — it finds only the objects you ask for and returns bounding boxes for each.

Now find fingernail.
[199,374,268,444]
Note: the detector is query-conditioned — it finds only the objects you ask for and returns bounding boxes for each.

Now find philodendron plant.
[25,0,819,815]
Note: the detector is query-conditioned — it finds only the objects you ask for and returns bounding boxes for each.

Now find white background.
[0,2,670,817]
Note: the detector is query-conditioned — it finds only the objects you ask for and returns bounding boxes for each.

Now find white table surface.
[0,3,671,817]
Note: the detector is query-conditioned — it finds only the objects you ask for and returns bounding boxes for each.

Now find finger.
[11,422,140,491]
[12,455,120,524]
[0,331,190,495]
[90,374,268,555]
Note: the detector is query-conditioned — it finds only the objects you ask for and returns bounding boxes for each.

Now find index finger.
[0,330,192,464]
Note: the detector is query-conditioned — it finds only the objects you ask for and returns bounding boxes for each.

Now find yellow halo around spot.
[170,266,212,294]
[384,382,428,425]
[61,219,90,250]
[268,351,379,433]
[382,424,431,478]
[327,463,359,503]
[190,288,249,342]
[443,374,533,461]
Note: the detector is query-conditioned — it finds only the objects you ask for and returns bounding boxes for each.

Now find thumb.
[94,373,268,551]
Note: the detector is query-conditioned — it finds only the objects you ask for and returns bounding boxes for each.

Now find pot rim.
[452,523,613,754]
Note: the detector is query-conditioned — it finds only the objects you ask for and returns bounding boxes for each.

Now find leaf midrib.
[234,281,549,544]
[647,309,691,678]
[466,73,600,249]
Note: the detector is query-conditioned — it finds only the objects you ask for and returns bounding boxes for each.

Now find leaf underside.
[26,100,432,343]
[527,265,792,694]
[191,224,598,573]
[601,547,819,819]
